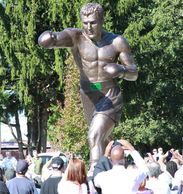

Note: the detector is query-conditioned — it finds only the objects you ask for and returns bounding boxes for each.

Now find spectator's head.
[16,160,29,175]
[158,147,163,155]
[66,157,87,185]
[51,157,64,171]
[147,162,162,178]
[32,150,38,158]
[25,154,32,165]
[5,151,12,158]
[110,145,125,165]
[152,148,157,155]
[166,160,178,177]
[166,150,173,162]
[4,168,16,181]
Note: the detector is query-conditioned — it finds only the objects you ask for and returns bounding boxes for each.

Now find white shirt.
[174,165,183,184]
[146,177,170,194]
[2,156,17,170]
[57,179,93,194]
[159,171,173,186]
[94,150,148,194]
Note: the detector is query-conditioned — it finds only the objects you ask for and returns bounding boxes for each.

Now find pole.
[182,136,183,157]
[0,117,1,153]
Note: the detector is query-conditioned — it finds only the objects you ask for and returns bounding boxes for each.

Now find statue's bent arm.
[114,36,138,81]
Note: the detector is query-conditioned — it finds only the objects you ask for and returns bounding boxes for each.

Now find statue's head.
[80,3,104,41]
[80,3,104,22]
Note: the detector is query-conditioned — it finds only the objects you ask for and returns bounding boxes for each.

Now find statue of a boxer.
[38,3,138,166]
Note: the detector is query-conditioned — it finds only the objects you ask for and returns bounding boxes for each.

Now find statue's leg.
[88,113,115,165]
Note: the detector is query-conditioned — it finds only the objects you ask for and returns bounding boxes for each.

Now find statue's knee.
[88,133,96,147]
[88,131,103,147]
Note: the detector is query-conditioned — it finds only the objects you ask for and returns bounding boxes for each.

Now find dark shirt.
[93,156,112,177]
[40,176,62,194]
[0,181,9,194]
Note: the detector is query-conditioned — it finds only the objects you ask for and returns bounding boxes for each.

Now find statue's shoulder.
[103,31,126,42]
[112,33,127,43]
[112,33,129,47]
[105,32,130,51]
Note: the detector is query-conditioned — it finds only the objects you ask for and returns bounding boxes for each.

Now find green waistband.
[89,82,102,91]
[80,80,116,92]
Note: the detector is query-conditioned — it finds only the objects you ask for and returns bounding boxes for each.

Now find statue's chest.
[78,39,117,62]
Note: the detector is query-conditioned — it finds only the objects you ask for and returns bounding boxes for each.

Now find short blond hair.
[80,3,104,20]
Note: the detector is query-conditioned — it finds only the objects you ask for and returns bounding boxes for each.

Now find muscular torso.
[72,31,120,82]
[38,28,137,82]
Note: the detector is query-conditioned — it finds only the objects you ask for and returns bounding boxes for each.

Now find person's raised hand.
[104,140,114,157]
[118,139,135,151]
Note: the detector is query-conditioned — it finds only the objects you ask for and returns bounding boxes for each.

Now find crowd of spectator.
[0,141,183,194]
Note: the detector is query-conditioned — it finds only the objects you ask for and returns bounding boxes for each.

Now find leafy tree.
[48,56,88,161]
[113,0,183,152]
[0,91,25,158]
[0,0,65,152]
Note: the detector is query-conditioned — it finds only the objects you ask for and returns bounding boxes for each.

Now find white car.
[38,151,68,182]
[38,151,68,166]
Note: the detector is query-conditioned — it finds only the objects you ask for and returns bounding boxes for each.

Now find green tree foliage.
[113,0,183,152]
[0,91,25,158]
[48,56,88,161]
[0,0,65,152]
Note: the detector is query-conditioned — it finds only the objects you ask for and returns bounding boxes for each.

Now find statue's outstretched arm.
[38,29,76,49]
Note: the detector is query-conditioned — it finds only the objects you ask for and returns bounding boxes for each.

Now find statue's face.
[81,13,103,41]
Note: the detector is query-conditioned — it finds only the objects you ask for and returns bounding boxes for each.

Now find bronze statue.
[38,3,138,167]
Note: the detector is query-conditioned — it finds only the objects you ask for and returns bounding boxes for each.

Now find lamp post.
[0,117,1,153]
[182,136,183,157]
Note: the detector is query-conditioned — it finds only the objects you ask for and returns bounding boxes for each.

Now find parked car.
[37,151,68,182]
[38,151,67,166]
